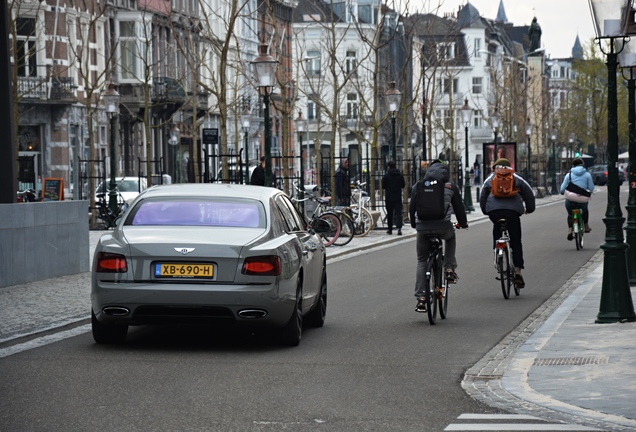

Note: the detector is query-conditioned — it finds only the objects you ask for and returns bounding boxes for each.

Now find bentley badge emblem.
[175,247,195,255]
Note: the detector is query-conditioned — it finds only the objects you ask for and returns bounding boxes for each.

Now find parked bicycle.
[494,219,520,299]
[95,191,127,229]
[291,185,342,247]
[571,202,585,250]
[348,181,374,236]
[292,181,353,247]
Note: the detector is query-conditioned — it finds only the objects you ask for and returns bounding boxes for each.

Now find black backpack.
[416,179,448,220]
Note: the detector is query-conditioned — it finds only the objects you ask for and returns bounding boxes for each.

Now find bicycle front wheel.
[317,213,341,247]
[425,261,439,325]
[350,205,374,236]
[439,275,449,319]
[498,250,511,299]
[574,219,584,250]
[333,212,354,246]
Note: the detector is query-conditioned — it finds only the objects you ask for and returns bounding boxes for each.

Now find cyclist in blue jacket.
[560,158,594,239]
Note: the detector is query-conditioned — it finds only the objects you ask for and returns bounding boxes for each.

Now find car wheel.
[91,309,128,344]
[279,280,302,346]
[305,267,327,328]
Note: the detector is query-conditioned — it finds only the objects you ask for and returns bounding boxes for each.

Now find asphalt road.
[0,194,606,431]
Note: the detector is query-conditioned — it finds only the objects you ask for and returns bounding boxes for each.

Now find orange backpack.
[491,167,519,198]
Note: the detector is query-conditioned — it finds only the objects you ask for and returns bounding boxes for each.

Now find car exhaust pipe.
[103,306,130,316]
[237,309,267,319]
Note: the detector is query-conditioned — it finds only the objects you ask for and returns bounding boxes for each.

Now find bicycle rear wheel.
[317,213,341,247]
[573,215,584,250]
[497,249,511,299]
[350,205,374,236]
[425,262,439,325]
[333,212,354,246]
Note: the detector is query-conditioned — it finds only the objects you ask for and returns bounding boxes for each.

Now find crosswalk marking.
[445,414,605,431]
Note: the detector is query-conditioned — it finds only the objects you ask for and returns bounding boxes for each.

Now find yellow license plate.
[155,263,214,278]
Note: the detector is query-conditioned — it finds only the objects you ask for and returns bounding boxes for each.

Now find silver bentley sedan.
[91,183,328,346]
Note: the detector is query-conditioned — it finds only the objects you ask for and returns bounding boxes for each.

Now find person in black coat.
[382,160,406,235]
[250,157,266,186]
[334,159,351,206]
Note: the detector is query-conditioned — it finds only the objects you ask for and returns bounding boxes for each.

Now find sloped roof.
[495,0,508,24]
[457,2,485,29]
[293,0,343,24]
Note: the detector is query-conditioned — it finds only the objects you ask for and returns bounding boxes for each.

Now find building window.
[16,18,37,77]
[437,43,455,60]
[439,78,458,95]
[474,38,481,58]
[117,14,150,81]
[306,50,321,76]
[346,93,358,119]
[346,50,357,76]
[472,77,482,94]
[473,110,482,128]
[308,95,320,121]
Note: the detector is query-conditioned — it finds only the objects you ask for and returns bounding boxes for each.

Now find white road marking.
[0,325,90,358]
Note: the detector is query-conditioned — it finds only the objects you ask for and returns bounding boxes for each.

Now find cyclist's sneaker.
[567,232,573,241]
[514,274,525,288]
[415,297,427,313]
[445,268,458,284]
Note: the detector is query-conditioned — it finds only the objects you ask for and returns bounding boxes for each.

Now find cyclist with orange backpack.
[479,158,535,288]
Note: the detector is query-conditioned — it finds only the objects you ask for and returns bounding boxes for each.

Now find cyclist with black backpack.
[409,160,468,311]
[479,158,535,288]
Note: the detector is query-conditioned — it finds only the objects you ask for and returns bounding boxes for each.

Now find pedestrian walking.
[382,160,405,235]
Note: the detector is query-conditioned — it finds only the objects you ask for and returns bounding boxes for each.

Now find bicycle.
[348,182,374,236]
[494,219,520,299]
[292,181,353,247]
[95,190,127,229]
[416,224,464,325]
[291,186,342,247]
[571,203,585,250]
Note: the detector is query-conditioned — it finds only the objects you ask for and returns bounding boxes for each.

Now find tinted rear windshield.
[125,198,266,228]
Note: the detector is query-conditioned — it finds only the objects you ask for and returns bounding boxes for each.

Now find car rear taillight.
[96,252,128,273]
[242,256,281,276]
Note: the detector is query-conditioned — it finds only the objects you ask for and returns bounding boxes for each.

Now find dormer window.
[437,42,455,60]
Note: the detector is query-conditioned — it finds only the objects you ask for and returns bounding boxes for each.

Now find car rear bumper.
[91,281,295,327]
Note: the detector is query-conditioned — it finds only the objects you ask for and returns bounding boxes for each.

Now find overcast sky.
[414,0,596,59]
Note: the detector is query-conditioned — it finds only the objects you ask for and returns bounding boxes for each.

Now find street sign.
[203,128,218,145]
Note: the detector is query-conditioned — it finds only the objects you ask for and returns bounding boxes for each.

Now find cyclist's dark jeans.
[565,200,589,226]
[386,200,403,230]
[489,209,524,270]
[414,227,456,298]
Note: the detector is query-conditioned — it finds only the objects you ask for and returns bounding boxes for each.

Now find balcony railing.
[153,77,186,101]
[18,75,76,101]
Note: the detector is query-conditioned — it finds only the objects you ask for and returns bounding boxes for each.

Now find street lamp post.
[619,42,636,284]
[460,99,474,211]
[588,0,635,323]
[525,118,533,187]
[242,111,250,184]
[168,124,180,183]
[386,81,402,162]
[568,133,575,163]
[364,127,371,187]
[550,128,558,194]
[295,110,306,212]
[103,86,120,216]
[491,108,500,145]
[410,133,417,187]
[252,42,278,187]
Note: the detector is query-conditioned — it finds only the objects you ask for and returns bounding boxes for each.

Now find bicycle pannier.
[491,167,519,198]
[564,173,592,203]
[416,180,448,220]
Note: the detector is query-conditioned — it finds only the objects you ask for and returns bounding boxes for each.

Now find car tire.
[279,280,302,346]
[91,309,128,344]
[305,267,327,328]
